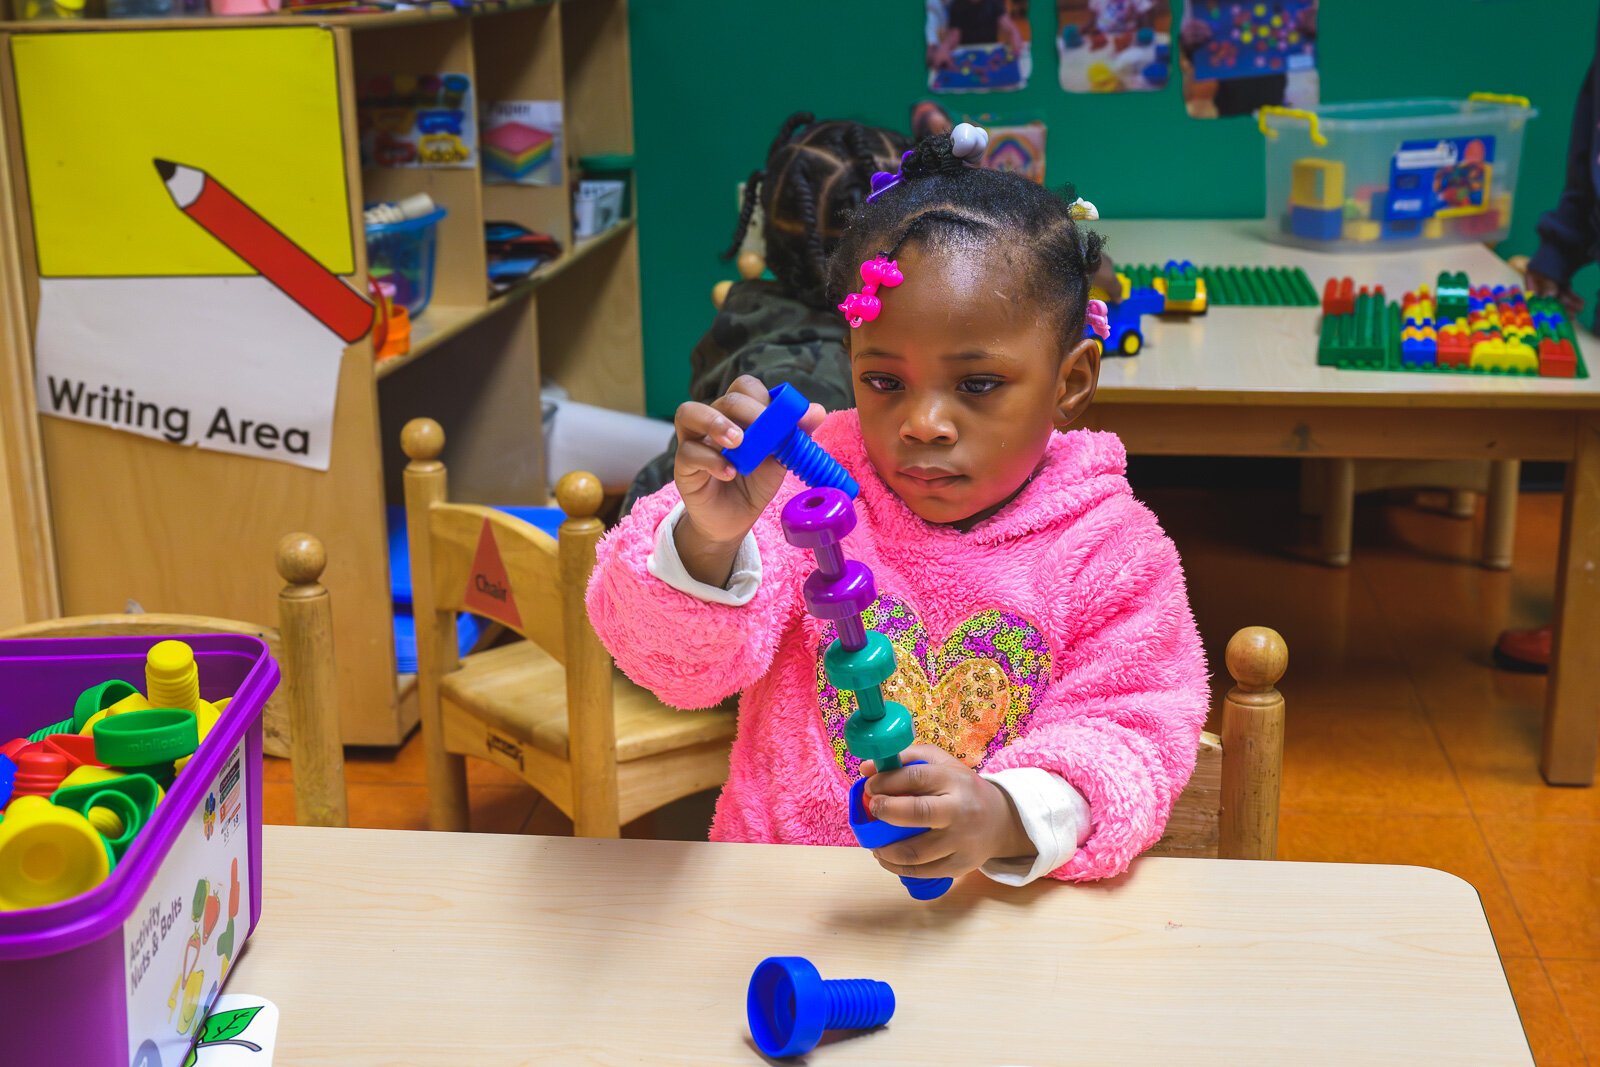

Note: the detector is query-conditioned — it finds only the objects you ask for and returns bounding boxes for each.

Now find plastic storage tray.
[0,634,278,1067]
[365,207,447,316]
[1261,95,1536,252]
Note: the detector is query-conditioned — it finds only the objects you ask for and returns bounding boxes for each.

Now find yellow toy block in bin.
[1292,158,1345,209]
[1343,218,1381,242]
[1424,217,1444,239]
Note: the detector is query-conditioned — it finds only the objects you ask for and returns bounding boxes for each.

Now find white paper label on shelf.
[35,276,345,472]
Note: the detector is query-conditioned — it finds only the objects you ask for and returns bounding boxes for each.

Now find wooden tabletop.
[229,826,1530,1065]
[1091,219,1600,409]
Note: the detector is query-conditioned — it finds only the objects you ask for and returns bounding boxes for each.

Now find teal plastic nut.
[845,700,914,766]
[824,633,897,693]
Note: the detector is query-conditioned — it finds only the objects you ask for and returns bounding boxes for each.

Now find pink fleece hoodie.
[586,411,1208,881]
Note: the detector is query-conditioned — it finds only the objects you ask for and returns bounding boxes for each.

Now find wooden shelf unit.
[0,0,643,749]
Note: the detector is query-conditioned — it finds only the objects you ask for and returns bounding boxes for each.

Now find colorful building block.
[1343,218,1381,242]
[1436,272,1470,323]
[1291,158,1345,209]
[1423,217,1444,240]
[1455,210,1502,238]
[1290,204,1344,241]
[1323,277,1354,317]
[1318,287,1390,369]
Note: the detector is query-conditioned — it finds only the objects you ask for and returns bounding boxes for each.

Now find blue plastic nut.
[721,384,859,498]
[848,765,953,901]
[747,956,896,1059]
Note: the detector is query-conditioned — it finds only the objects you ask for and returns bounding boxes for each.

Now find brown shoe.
[1493,624,1551,674]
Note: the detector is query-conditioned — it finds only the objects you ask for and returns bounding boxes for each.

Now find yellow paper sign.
[12,28,354,278]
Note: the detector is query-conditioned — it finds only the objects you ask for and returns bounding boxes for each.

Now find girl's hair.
[828,134,1106,348]
[724,113,911,311]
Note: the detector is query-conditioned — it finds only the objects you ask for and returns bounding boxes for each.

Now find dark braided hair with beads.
[828,134,1106,351]
[722,112,910,311]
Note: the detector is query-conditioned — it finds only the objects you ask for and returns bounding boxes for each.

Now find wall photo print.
[1057,0,1172,94]
[1179,0,1319,119]
[926,0,1032,93]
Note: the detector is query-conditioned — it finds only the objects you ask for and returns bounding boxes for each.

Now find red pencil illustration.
[155,158,372,344]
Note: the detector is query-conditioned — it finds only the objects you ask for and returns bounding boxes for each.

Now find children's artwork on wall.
[1056,0,1171,94]
[12,29,359,472]
[482,100,563,186]
[926,0,1032,93]
[358,73,477,168]
[980,121,1047,183]
[1178,0,1319,119]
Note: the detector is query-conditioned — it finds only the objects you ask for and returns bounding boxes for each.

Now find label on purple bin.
[124,737,250,1067]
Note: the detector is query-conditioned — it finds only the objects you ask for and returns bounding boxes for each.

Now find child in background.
[1494,12,1598,673]
[590,128,1208,886]
[623,114,909,514]
[1089,0,1158,34]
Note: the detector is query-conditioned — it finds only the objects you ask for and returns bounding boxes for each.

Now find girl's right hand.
[672,376,824,572]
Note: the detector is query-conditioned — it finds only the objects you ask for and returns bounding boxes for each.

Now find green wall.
[629,0,1598,419]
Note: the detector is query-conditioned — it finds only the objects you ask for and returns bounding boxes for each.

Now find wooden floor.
[263,485,1600,1066]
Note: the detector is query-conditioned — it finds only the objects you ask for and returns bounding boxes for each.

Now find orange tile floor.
[264,486,1599,1065]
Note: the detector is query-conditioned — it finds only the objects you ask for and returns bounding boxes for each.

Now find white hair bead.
[950,122,990,161]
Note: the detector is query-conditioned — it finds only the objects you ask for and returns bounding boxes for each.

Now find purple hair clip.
[838,255,904,328]
[865,123,991,204]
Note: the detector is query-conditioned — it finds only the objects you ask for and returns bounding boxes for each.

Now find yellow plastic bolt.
[147,640,201,712]
[0,796,111,911]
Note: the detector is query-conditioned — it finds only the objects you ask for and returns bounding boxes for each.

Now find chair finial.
[555,471,604,519]
[277,532,327,585]
[1226,627,1288,692]
[401,418,445,461]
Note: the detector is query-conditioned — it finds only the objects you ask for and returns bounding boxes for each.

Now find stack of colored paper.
[483,122,553,181]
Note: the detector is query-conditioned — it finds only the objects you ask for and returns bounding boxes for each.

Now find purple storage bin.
[0,634,278,1067]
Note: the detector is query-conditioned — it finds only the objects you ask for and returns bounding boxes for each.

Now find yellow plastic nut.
[78,691,154,737]
[0,796,111,911]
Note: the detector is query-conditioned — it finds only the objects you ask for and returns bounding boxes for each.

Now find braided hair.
[828,134,1106,350]
[723,112,910,311]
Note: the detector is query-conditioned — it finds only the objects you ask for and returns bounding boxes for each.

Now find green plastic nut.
[844,699,915,766]
[51,773,161,861]
[93,708,197,769]
[824,633,897,694]
[73,680,140,732]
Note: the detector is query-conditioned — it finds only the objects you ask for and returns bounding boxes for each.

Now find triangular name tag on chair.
[464,519,523,629]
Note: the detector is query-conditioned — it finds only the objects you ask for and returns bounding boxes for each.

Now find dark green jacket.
[622,280,852,514]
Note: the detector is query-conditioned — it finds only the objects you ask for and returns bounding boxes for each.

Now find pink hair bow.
[1085,298,1110,340]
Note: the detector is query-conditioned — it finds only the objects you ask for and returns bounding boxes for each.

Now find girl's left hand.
[859,746,1036,881]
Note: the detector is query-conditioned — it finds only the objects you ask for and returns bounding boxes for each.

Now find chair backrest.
[1149,626,1287,861]
[399,419,616,800]
[0,534,349,827]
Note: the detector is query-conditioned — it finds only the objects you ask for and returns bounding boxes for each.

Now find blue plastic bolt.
[0,754,14,811]
[722,384,859,498]
[747,956,896,1059]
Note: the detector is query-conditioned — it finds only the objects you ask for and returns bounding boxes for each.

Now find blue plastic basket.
[365,208,447,316]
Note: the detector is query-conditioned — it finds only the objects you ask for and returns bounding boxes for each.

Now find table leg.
[1543,417,1600,786]
[1482,460,1520,571]
[1320,458,1355,567]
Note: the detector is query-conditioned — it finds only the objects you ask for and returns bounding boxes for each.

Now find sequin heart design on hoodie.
[814,595,1053,776]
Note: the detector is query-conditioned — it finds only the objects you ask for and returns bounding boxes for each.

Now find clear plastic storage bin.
[1260,95,1536,252]
[364,207,447,317]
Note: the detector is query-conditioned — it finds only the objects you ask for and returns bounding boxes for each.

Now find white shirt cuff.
[645,502,762,607]
[978,767,1092,886]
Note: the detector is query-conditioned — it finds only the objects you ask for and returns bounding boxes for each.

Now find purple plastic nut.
[780,487,857,549]
[802,561,876,620]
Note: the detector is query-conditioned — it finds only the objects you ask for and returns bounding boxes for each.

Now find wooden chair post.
[402,419,471,831]
[276,533,349,828]
[1219,626,1288,860]
[556,471,621,838]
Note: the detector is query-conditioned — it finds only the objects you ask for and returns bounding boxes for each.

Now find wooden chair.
[1152,626,1287,860]
[0,533,349,828]
[401,418,736,837]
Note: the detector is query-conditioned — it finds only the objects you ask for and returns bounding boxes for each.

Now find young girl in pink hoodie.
[587,127,1208,886]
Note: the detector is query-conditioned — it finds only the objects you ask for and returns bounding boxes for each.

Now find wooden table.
[228,826,1530,1065]
[1086,220,1600,785]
